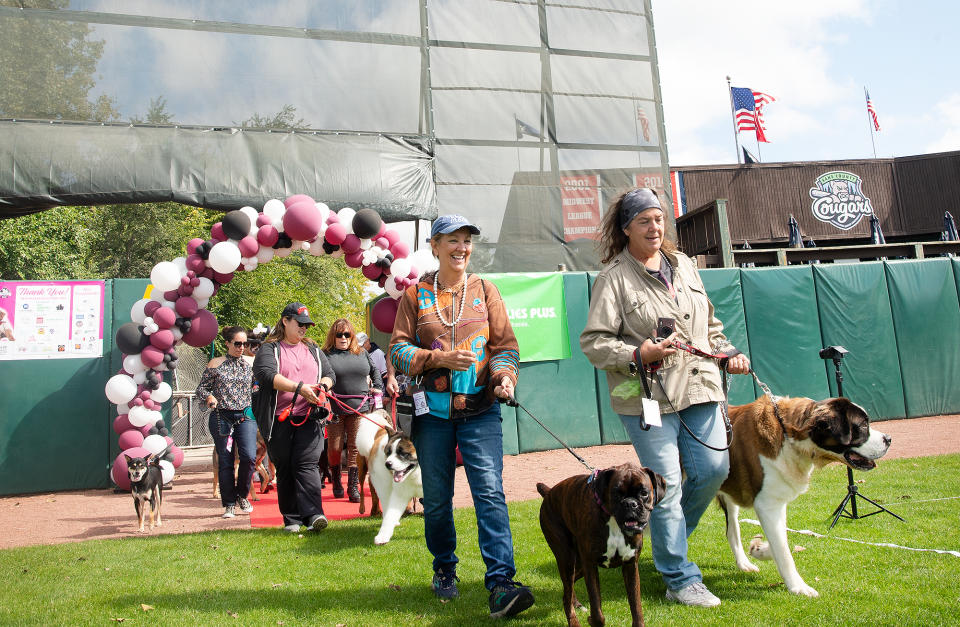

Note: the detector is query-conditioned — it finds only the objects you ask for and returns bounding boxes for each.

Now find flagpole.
[755,134,763,162]
[727,76,742,164]
[864,86,877,158]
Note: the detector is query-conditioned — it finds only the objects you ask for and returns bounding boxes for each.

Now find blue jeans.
[209,409,258,507]
[412,403,516,590]
[620,402,730,590]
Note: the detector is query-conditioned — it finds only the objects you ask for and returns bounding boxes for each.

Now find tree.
[0,0,121,122]
[0,206,95,280]
[237,104,307,130]
[129,96,174,125]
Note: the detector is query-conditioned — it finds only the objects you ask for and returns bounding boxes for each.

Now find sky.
[650,0,960,166]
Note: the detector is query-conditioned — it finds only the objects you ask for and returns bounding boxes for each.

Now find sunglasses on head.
[335,332,352,339]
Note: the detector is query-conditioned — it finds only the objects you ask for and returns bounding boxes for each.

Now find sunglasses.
[231,341,246,348]
[335,332,352,339]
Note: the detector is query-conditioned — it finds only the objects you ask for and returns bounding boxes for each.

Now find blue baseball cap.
[431,214,481,238]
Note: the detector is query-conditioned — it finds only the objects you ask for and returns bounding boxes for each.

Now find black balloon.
[116,322,150,355]
[274,233,293,249]
[352,208,383,240]
[148,427,159,435]
[167,359,178,370]
[221,210,251,241]
[322,241,340,255]
[158,428,169,437]
[155,419,166,429]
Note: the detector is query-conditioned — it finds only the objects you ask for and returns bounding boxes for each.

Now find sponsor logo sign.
[809,171,874,230]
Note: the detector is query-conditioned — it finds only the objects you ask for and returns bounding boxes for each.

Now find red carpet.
[248,481,375,528]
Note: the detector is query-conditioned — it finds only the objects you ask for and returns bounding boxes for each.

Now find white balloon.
[161,300,176,311]
[116,403,130,415]
[257,246,275,264]
[158,460,175,485]
[272,218,284,231]
[105,374,138,405]
[275,246,293,258]
[130,298,151,324]
[338,208,356,234]
[300,240,310,251]
[127,405,152,428]
[308,237,327,256]
[390,258,412,280]
[209,241,242,274]
[171,327,183,341]
[151,381,172,403]
[142,434,168,456]
[150,261,182,292]
[239,206,260,235]
[315,202,331,223]
[329,248,344,259]
[195,297,210,309]
[359,238,373,250]
[263,199,286,222]
[384,276,404,299]
[149,287,166,303]
[123,354,148,374]
[410,247,439,274]
[133,371,147,384]
[194,277,215,300]
[172,256,188,278]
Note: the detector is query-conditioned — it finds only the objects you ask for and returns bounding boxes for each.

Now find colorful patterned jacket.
[389,272,519,419]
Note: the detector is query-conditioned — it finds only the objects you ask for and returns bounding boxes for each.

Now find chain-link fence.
[169,344,213,448]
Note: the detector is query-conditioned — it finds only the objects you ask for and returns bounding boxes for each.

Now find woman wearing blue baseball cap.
[389,215,535,618]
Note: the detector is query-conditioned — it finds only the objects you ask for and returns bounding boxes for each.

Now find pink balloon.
[283,200,323,241]
[325,222,347,245]
[407,266,419,279]
[371,297,400,334]
[170,445,185,468]
[211,222,225,241]
[375,237,389,249]
[139,423,154,437]
[383,229,401,246]
[284,194,313,208]
[341,234,361,254]
[113,413,133,435]
[257,225,279,247]
[390,241,410,259]
[256,213,272,227]
[326,211,341,224]
[144,300,161,317]
[141,345,165,368]
[186,238,205,255]
[149,329,175,351]
[345,251,363,268]
[143,399,157,411]
[238,235,259,257]
[212,271,234,285]
[377,221,388,238]
[175,296,199,318]
[153,306,176,329]
[362,263,383,281]
[183,309,219,348]
[164,436,174,446]
[139,390,151,401]
[112,446,150,491]
[118,428,144,450]
[186,253,206,273]
[131,398,144,407]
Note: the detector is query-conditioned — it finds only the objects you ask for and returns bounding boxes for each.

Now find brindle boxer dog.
[537,462,666,627]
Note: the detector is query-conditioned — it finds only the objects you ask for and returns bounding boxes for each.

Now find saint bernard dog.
[718,395,891,597]
[355,410,423,545]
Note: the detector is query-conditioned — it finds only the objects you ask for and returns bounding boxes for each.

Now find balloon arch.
[104,195,420,489]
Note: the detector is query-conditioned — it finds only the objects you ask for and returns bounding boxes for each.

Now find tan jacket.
[580,248,735,415]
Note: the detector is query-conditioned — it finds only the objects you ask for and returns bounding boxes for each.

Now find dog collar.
[587,469,612,517]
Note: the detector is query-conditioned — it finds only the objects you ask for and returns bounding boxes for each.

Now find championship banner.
[561,174,602,242]
[482,273,570,362]
[0,280,105,360]
[633,170,668,210]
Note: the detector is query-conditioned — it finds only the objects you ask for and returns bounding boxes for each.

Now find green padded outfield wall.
[516,273,602,453]
[741,266,830,401]
[813,263,905,421]
[699,268,759,405]
[109,280,154,462]
[0,282,114,495]
[885,260,960,417]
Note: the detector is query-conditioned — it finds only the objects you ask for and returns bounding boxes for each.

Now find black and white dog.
[125,452,164,533]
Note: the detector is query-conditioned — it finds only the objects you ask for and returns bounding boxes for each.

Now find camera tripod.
[823,347,904,530]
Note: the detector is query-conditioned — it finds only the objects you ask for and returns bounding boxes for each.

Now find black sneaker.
[432,569,460,600]
[488,579,534,618]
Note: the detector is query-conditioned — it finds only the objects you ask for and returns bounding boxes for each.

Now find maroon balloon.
[325,222,347,245]
[143,300,161,317]
[390,240,410,259]
[186,253,206,273]
[152,306,176,330]
[174,296,199,318]
[141,345,165,368]
[407,266,419,279]
[212,270,234,285]
[112,447,150,491]
[113,413,133,435]
[377,275,388,288]
[183,308,219,347]
[149,328,175,351]
[186,237,205,255]
[118,428,144,450]
[256,213,272,227]
[163,289,179,302]
[371,297,400,334]
[179,285,194,297]
[238,235,259,257]
[362,263,383,281]
[344,251,364,268]
[257,225,279,247]
[375,237,390,249]
[200,268,215,280]
[284,194,313,208]
[283,200,323,241]
[341,234,361,254]
[211,222,225,241]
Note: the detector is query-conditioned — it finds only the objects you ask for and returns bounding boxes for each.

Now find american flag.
[866,89,881,131]
[731,86,776,143]
[636,106,651,142]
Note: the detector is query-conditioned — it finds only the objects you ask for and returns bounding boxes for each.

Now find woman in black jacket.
[252,302,335,533]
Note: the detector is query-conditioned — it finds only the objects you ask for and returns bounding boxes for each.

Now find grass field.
[2,454,959,626]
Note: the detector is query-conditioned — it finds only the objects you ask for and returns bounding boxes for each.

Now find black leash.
[502,397,595,472]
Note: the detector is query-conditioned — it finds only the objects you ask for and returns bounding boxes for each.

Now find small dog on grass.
[126,452,164,533]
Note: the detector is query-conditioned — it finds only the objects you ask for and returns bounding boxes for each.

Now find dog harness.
[586,469,612,517]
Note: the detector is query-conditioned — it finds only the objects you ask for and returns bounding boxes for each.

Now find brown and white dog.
[718,395,891,597]
[537,463,666,627]
[356,410,423,545]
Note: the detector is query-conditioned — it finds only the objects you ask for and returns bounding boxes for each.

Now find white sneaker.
[237,497,253,514]
[665,582,721,607]
[222,505,236,519]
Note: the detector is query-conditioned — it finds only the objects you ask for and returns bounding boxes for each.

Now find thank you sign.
[808,171,875,230]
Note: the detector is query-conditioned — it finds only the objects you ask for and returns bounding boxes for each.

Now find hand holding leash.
[494,376,514,401]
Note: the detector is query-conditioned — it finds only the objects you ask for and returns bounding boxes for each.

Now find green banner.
[482,273,571,362]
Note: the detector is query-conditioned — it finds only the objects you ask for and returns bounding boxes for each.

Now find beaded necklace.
[433,272,468,328]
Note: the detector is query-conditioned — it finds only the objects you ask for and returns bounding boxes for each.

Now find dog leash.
[502,396,595,472]
[328,392,397,433]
